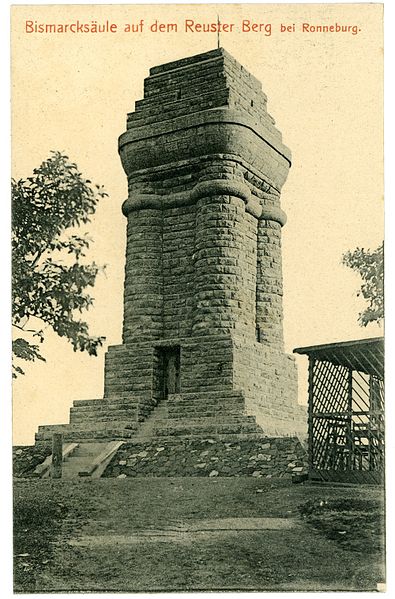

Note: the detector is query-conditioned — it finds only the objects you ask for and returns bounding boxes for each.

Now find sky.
[11,3,383,445]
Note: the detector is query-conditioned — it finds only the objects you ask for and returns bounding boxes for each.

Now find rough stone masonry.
[36,48,306,444]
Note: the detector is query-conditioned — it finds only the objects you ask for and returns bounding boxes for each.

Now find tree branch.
[29,246,48,270]
[12,322,37,335]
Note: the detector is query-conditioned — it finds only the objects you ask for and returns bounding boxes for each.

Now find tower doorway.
[158,347,180,400]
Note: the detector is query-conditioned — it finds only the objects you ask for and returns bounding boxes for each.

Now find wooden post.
[308,357,315,477]
[51,433,63,479]
[347,368,353,471]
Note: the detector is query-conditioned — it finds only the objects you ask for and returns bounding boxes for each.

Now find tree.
[342,241,384,327]
[12,151,108,377]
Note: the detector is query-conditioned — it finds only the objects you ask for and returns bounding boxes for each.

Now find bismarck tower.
[111,47,305,438]
[36,49,305,446]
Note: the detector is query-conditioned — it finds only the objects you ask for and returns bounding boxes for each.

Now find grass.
[14,484,69,590]
[299,497,385,554]
[13,477,385,592]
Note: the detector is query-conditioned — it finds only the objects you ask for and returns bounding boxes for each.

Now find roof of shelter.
[293,337,384,379]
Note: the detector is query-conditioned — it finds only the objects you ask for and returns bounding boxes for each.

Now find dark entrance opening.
[155,346,181,400]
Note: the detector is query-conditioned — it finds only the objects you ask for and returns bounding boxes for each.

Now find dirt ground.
[13,477,385,592]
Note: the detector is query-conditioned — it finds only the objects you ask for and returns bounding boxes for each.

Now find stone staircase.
[36,390,262,443]
[151,391,262,438]
[36,397,143,442]
[133,401,170,442]
[34,390,266,477]
[37,441,124,479]
[62,442,121,479]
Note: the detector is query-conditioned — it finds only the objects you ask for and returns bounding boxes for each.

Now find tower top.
[148,48,257,80]
[120,48,291,189]
[126,48,284,144]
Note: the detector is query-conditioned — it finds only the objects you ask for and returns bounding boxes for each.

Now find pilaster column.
[122,206,163,343]
[192,179,251,337]
[256,205,287,349]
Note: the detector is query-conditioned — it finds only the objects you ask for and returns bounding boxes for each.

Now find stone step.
[168,390,244,401]
[73,397,141,408]
[61,463,90,476]
[70,407,139,423]
[72,443,108,457]
[38,420,138,433]
[145,406,169,418]
[168,396,244,407]
[125,431,268,444]
[167,404,244,418]
[60,468,85,480]
[63,456,92,467]
[157,414,257,426]
[101,395,158,415]
[36,429,138,442]
[168,399,243,408]
[167,392,244,411]
[132,403,170,441]
[35,421,139,442]
[71,402,140,413]
[71,399,156,424]
[153,419,261,438]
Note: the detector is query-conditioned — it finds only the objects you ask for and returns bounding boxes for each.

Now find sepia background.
[11,3,383,446]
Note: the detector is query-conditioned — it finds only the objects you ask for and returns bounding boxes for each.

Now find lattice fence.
[310,359,384,484]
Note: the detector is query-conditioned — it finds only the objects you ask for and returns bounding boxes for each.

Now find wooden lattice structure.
[294,337,384,484]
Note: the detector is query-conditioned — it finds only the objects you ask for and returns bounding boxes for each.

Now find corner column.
[192,179,252,337]
[122,202,163,343]
[256,204,287,349]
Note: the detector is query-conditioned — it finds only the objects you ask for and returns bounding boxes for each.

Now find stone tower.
[36,48,305,443]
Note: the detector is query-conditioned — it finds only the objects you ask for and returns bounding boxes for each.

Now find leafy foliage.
[342,242,384,327]
[12,151,108,377]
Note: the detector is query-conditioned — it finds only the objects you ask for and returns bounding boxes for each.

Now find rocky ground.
[13,436,308,480]
[102,436,307,478]
[13,444,51,478]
